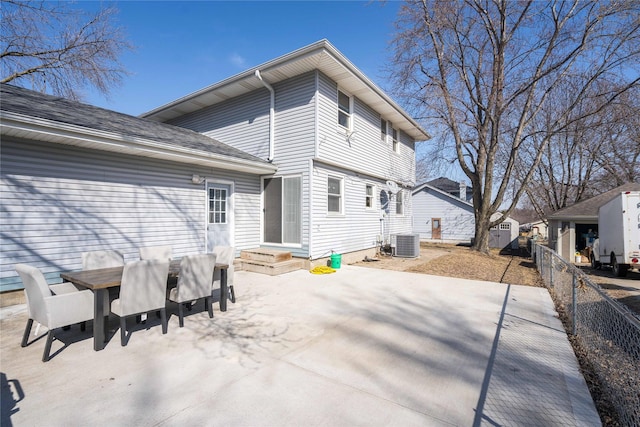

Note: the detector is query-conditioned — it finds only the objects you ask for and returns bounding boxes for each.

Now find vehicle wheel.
[611,255,628,277]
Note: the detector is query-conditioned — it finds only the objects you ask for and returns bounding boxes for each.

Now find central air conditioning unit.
[393,233,420,258]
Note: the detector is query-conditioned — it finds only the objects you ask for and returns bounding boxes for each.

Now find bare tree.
[523,82,640,217]
[1,0,132,100]
[391,0,640,252]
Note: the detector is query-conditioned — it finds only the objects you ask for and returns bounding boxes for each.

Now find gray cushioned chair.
[15,264,94,362]
[139,245,172,261]
[110,259,170,346]
[212,246,236,303]
[168,254,217,327]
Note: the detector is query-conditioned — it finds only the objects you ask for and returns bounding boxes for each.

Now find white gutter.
[254,70,275,162]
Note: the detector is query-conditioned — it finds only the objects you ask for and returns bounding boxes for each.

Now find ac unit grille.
[394,233,420,258]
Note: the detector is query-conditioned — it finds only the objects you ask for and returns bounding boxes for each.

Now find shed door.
[432,218,442,239]
[489,223,511,249]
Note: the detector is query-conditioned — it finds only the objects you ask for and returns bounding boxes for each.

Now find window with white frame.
[338,90,352,130]
[380,118,387,142]
[209,188,227,223]
[395,190,404,215]
[391,127,399,153]
[328,176,343,214]
[365,184,374,208]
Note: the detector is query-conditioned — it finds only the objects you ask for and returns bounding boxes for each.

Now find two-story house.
[143,40,430,263]
[0,40,428,293]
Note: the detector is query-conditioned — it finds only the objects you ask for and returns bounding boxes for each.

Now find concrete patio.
[0,265,600,426]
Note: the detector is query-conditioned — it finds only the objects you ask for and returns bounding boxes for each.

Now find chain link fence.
[531,241,640,426]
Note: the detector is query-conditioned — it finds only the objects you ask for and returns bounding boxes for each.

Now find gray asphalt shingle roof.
[0,83,269,165]
[548,182,640,219]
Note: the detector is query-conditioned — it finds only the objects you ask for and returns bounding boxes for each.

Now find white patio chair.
[82,250,124,270]
[168,254,217,327]
[15,264,94,362]
[110,259,170,346]
[212,246,236,303]
[82,250,125,315]
[139,245,172,261]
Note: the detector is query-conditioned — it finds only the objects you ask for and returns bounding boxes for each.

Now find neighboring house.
[547,182,640,262]
[412,183,475,243]
[528,220,548,240]
[0,83,276,292]
[142,40,430,262]
[412,181,519,249]
[426,177,472,202]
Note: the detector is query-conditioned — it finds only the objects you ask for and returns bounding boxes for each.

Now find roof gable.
[141,39,430,142]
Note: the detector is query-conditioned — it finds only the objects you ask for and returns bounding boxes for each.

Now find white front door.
[206,182,232,252]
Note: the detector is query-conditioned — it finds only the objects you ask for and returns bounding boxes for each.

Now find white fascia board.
[0,111,277,175]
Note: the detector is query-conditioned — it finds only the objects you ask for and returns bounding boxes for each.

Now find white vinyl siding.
[0,138,261,291]
[311,163,412,259]
[317,72,416,186]
[167,89,271,159]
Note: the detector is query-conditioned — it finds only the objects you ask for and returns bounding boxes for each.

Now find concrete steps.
[239,248,304,276]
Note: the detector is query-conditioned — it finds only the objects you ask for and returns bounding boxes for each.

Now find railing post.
[571,271,578,335]
[549,253,554,288]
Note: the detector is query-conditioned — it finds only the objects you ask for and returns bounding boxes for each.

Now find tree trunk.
[472,212,492,254]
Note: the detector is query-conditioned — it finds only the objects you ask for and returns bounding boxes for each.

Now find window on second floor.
[380,118,387,142]
[338,90,352,130]
[395,190,404,215]
[391,127,399,153]
[328,176,343,214]
[365,184,374,209]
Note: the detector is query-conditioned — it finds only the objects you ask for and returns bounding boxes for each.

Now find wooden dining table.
[60,259,229,351]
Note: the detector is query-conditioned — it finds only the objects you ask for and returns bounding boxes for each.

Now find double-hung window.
[338,90,352,130]
[395,190,404,215]
[365,184,374,209]
[328,176,343,214]
[392,127,399,153]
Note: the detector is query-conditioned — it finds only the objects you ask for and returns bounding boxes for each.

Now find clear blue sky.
[81,1,404,117]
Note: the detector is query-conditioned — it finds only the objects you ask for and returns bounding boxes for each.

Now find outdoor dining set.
[14,245,236,362]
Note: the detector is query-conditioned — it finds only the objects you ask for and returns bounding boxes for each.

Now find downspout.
[255,70,275,162]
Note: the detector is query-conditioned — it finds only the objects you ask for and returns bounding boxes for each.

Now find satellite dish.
[385,180,399,194]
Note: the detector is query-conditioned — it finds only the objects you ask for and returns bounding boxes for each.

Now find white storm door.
[207,182,232,252]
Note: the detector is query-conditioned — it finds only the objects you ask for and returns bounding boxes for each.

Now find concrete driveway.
[0,265,600,426]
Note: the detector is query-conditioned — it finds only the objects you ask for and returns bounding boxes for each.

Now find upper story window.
[328,176,343,214]
[395,190,404,215]
[365,184,374,209]
[380,118,387,142]
[338,90,352,130]
[391,127,399,153]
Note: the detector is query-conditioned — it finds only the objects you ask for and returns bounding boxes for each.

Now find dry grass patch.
[354,242,542,287]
